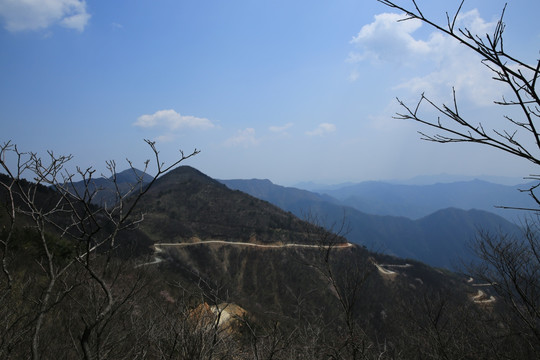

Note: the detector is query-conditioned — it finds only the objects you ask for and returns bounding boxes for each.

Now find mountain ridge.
[316,178,536,222]
[2,164,532,358]
[135,166,338,246]
[220,177,522,269]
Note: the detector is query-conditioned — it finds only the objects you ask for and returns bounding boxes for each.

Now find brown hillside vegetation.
[1,159,538,359]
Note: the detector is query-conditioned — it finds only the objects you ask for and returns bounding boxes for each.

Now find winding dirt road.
[154,240,354,249]
[135,240,354,268]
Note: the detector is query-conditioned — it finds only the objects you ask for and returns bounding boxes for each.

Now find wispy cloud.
[269,122,293,133]
[0,0,90,32]
[349,10,502,106]
[134,109,215,130]
[225,128,260,147]
[134,109,215,143]
[306,123,336,136]
[153,134,176,143]
[348,69,360,82]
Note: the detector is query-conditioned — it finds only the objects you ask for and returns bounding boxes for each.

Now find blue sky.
[1,0,539,185]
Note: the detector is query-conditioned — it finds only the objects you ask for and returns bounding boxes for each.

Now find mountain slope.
[220,178,338,214]
[131,168,508,356]
[129,168,480,338]
[220,178,522,269]
[136,166,330,245]
[3,166,527,358]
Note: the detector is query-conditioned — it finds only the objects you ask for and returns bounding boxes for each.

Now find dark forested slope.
[135,166,329,245]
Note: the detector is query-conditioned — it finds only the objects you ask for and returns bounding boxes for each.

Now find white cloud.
[350,10,504,106]
[349,13,428,64]
[152,135,175,144]
[134,109,215,130]
[225,128,260,147]
[269,123,293,133]
[348,69,360,82]
[0,0,90,32]
[306,123,336,136]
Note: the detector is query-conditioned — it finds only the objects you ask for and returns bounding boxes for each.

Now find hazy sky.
[1,0,539,185]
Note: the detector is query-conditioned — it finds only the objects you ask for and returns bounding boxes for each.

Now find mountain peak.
[113,168,153,184]
[157,165,218,185]
[138,166,331,245]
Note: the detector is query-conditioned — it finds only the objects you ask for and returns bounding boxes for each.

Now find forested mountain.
[134,166,328,245]
[220,178,522,269]
[1,166,536,359]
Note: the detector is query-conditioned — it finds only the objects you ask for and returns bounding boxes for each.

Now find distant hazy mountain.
[293,174,526,190]
[292,181,357,192]
[219,178,338,214]
[67,168,153,206]
[220,178,522,269]
[387,173,526,186]
[314,179,536,222]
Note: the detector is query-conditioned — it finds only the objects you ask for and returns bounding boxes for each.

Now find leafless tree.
[301,214,378,359]
[0,139,198,359]
[376,1,540,358]
[377,0,540,186]
[470,224,540,358]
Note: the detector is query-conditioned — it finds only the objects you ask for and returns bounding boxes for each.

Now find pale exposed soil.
[471,289,496,304]
[136,240,354,267]
[139,242,496,306]
[466,277,496,305]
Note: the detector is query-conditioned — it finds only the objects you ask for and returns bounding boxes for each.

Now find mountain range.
[66,166,528,269]
[129,166,479,319]
[2,164,533,358]
[220,177,525,269]
[315,179,536,222]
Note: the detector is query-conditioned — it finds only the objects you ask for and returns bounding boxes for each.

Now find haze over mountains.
[220,176,526,269]
[295,173,527,190]
[226,177,535,222]
[313,179,535,222]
